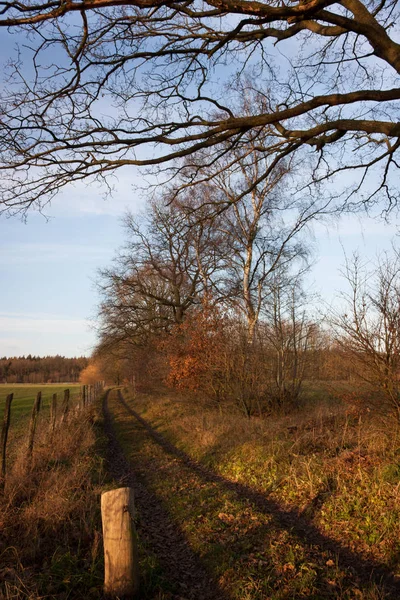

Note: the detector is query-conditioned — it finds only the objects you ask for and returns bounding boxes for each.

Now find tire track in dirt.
[102,389,230,600]
[115,389,400,598]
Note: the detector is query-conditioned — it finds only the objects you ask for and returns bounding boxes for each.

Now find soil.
[102,390,229,600]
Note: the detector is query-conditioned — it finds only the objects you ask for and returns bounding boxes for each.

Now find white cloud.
[0,312,89,335]
[0,242,113,265]
[49,170,147,217]
[0,338,23,356]
[0,335,94,357]
[0,313,97,356]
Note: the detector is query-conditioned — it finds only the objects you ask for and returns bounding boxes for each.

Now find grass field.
[0,384,82,465]
[0,383,81,424]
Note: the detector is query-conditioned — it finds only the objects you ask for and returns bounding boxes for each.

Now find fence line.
[0,393,13,490]
[50,393,57,433]
[26,391,42,469]
[0,382,104,487]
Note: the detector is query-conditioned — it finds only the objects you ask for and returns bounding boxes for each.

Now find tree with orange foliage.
[79,362,103,385]
[162,300,228,403]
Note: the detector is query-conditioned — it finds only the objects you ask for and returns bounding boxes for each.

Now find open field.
[0,384,83,475]
[0,383,81,424]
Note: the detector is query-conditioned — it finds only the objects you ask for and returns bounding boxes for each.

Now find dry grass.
[0,405,105,600]
[121,384,400,570]
[107,385,400,599]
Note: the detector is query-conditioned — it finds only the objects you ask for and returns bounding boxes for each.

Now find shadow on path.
[117,390,400,598]
[102,390,231,600]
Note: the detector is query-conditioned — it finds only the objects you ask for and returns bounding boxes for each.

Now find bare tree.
[214,154,313,342]
[0,0,399,214]
[97,265,173,349]
[97,195,222,348]
[334,250,400,420]
[261,269,315,410]
[175,106,322,342]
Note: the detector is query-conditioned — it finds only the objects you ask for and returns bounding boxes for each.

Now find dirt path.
[103,389,400,599]
[102,390,230,600]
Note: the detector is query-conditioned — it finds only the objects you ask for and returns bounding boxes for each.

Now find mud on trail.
[103,389,400,600]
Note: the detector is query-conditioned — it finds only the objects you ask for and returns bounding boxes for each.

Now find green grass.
[0,384,82,468]
[0,383,81,424]
[107,385,400,599]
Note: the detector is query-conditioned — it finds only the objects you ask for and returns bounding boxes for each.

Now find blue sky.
[311,215,398,311]
[0,184,397,358]
[0,21,398,357]
[0,175,146,357]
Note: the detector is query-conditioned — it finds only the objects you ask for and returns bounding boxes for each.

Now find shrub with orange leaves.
[79,361,103,384]
[161,300,228,400]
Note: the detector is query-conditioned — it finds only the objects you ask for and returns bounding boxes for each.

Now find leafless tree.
[334,250,400,420]
[97,195,222,348]
[174,106,323,342]
[97,266,173,349]
[261,269,316,409]
[0,0,399,215]
[212,152,314,342]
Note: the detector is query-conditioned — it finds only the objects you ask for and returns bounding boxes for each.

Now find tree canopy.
[0,0,399,214]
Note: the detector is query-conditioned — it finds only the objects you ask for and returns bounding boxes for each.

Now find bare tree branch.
[0,0,398,213]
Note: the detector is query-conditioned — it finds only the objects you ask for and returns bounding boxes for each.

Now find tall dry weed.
[0,407,105,600]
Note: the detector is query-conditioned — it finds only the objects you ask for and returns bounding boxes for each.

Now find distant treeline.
[0,355,89,383]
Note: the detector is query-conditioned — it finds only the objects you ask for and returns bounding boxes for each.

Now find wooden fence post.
[26,391,42,468]
[50,393,57,432]
[101,487,139,598]
[82,385,86,408]
[61,389,70,422]
[0,393,13,489]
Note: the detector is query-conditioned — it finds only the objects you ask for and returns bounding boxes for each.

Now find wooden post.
[0,393,13,488]
[26,391,41,467]
[61,389,70,422]
[50,393,57,431]
[101,487,139,598]
[82,385,86,408]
